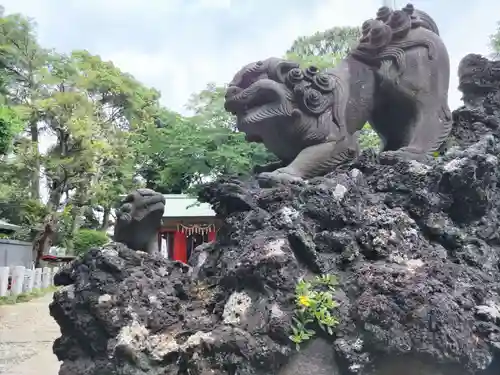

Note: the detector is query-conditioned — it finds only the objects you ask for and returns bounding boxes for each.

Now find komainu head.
[224,58,339,143]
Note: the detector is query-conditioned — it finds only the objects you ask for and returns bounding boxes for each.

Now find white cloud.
[196,0,233,9]
[67,0,183,15]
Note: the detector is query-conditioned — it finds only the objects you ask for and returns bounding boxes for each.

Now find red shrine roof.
[163,194,215,218]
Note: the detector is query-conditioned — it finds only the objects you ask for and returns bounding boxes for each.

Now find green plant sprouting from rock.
[289,274,339,350]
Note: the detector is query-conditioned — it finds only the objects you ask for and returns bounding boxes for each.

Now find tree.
[136,103,276,194]
[0,99,22,155]
[0,8,52,199]
[186,84,277,176]
[287,26,361,59]
[73,228,109,255]
[490,21,500,58]
[35,50,159,250]
[285,26,357,70]
[286,51,343,71]
[135,83,277,194]
[186,83,235,129]
[0,7,154,254]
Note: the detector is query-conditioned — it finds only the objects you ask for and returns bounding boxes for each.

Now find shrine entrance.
[159,223,217,263]
[157,194,220,264]
[186,232,209,260]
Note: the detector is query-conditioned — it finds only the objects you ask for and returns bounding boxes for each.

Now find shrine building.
[157,194,220,264]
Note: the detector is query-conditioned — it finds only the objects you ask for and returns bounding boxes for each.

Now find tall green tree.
[490,21,500,57]
[36,50,159,248]
[0,7,52,199]
[136,101,276,194]
[287,26,361,59]
[0,104,22,155]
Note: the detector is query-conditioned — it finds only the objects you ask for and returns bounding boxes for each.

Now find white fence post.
[41,267,51,289]
[52,267,59,285]
[28,268,35,291]
[23,269,34,293]
[34,268,42,290]
[0,266,9,297]
[11,266,25,296]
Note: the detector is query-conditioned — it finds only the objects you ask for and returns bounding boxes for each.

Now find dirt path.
[0,293,61,375]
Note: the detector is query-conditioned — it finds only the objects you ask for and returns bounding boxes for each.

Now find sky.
[3,0,499,116]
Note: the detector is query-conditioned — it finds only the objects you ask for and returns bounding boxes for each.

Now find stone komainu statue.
[113,189,165,254]
[224,4,452,182]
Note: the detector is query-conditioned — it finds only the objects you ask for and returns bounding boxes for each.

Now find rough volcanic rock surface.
[51,54,500,375]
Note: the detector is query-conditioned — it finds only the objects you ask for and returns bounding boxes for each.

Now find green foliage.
[286,52,343,71]
[490,21,500,57]
[289,274,339,350]
[287,26,361,57]
[0,105,22,154]
[0,294,17,304]
[186,83,235,129]
[139,84,277,194]
[359,123,381,150]
[0,137,49,235]
[73,228,109,255]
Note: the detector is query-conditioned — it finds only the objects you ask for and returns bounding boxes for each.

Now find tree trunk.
[66,204,85,255]
[47,129,70,211]
[66,173,98,253]
[30,119,40,200]
[32,214,56,268]
[100,206,111,231]
[47,188,63,212]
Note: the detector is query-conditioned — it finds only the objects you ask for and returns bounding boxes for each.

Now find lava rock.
[50,54,500,375]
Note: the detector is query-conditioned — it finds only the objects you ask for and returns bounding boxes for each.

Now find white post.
[0,266,9,297]
[161,234,168,258]
[11,266,25,296]
[41,267,51,289]
[34,268,42,290]
[23,269,34,293]
[27,268,35,292]
[52,267,59,285]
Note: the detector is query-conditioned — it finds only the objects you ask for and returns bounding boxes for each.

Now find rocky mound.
[50,54,500,375]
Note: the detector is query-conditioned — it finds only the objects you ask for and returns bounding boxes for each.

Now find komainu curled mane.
[224,3,452,182]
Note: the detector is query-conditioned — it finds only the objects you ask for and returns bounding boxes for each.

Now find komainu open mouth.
[224,80,284,116]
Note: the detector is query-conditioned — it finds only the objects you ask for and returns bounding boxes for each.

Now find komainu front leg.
[253,160,287,174]
[258,135,360,184]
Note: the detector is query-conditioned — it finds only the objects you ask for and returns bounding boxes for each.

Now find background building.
[158,195,220,264]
